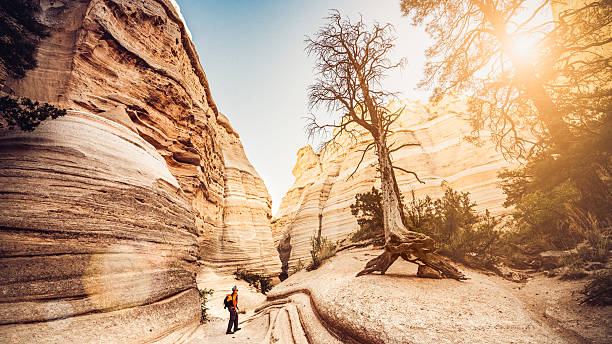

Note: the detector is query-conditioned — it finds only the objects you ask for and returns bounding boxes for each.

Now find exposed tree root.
[356,231,467,280]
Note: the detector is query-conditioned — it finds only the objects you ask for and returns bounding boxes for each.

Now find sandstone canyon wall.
[272,97,513,271]
[0,0,279,342]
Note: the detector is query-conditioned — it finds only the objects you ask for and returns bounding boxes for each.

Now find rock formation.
[190,247,606,344]
[0,0,279,342]
[272,96,513,271]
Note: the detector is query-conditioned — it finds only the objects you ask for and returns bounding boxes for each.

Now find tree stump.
[356,231,467,280]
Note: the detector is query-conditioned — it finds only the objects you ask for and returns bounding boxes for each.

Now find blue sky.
[176,0,431,214]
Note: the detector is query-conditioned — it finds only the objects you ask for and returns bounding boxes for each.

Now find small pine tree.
[0,96,66,131]
[349,187,384,245]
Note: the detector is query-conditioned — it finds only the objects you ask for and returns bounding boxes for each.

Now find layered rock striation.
[0,0,279,342]
[0,112,201,342]
[272,97,513,270]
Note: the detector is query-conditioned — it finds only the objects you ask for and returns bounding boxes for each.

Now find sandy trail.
[185,248,611,344]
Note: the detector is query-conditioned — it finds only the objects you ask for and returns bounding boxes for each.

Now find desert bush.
[351,186,503,270]
[547,205,611,276]
[405,188,502,268]
[198,288,214,323]
[0,96,66,131]
[308,233,336,270]
[404,188,481,242]
[349,187,384,245]
[559,266,589,280]
[581,270,612,306]
[505,180,583,252]
[567,206,610,263]
[404,190,435,232]
[290,259,305,276]
[442,211,502,267]
[233,269,273,294]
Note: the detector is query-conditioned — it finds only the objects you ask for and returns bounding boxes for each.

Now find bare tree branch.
[393,166,425,184]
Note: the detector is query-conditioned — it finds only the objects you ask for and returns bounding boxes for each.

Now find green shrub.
[405,187,480,242]
[404,190,435,232]
[547,205,611,275]
[290,259,305,276]
[405,188,503,268]
[349,187,384,245]
[507,180,582,251]
[568,206,610,263]
[0,96,66,131]
[441,210,502,267]
[308,233,336,270]
[198,288,214,323]
[233,269,273,294]
[351,186,503,270]
[0,0,49,79]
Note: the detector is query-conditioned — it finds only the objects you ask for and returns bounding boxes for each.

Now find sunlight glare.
[509,38,535,61]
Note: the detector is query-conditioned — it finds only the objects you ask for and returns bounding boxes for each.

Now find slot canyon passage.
[0,1,610,343]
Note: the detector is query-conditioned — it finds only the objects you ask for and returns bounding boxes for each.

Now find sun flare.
[509,38,535,60]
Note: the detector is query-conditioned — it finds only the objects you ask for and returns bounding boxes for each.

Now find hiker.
[224,285,241,334]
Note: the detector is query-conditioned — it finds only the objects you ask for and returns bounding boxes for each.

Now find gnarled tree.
[305,10,465,279]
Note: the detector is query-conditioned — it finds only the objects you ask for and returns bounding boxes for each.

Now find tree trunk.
[356,131,466,280]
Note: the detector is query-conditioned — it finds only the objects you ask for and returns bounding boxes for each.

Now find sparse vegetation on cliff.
[198,288,214,323]
[0,0,49,79]
[0,96,66,131]
[0,2,66,130]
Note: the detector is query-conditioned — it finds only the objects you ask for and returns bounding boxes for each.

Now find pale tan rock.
[0,113,201,343]
[272,96,513,270]
[204,113,282,276]
[0,0,279,342]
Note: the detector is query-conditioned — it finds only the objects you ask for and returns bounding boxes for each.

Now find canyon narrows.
[0,0,279,342]
[1,1,610,344]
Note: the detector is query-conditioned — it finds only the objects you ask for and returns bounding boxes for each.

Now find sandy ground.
[183,248,611,344]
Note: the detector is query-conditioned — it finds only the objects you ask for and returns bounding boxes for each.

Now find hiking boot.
[226,331,233,335]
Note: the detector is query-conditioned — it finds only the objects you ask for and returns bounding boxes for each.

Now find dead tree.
[305,10,466,280]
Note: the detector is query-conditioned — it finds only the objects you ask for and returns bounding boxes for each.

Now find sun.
[509,38,534,61]
[504,31,543,64]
